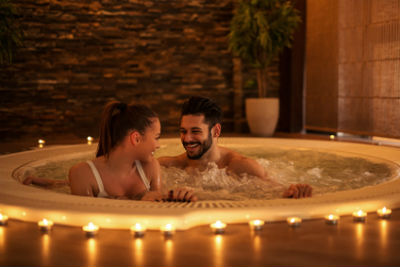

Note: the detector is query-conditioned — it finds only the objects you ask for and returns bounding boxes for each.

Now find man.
[158,96,312,199]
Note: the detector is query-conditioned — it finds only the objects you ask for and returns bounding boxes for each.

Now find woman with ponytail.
[24,101,197,202]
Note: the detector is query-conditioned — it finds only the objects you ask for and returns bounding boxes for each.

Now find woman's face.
[138,118,161,162]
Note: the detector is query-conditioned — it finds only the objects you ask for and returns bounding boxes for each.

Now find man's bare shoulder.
[218,146,245,162]
[157,153,187,168]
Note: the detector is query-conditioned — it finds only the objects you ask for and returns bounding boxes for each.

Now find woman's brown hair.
[96,101,158,157]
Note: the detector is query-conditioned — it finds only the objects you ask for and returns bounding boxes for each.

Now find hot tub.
[0,138,399,230]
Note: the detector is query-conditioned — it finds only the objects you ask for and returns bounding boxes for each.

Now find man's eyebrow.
[179,127,203,131]
[190,127,203,131]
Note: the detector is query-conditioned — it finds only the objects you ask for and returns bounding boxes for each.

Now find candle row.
[0,207,392,236]
[37,136,94,148]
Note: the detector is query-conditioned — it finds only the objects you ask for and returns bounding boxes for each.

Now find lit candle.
[325,214,339,225]
[0,213,8,226]
[329,135,335,140]
[377,207,392,219]
[353,210,367,222]
[87,136,93,145]
[38,218,53,232]
[83,222,99,237]
[38,139,45,148]
[210,221,227,234]
[131,223,146,238]
[287,217,302,227]
[161,224,175,237]
[249,220,264,231]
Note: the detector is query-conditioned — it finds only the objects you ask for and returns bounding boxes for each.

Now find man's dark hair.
[181,96,222,128]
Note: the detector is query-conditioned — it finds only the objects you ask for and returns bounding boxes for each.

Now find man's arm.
[228,154,267,180]
[228,152,312,198]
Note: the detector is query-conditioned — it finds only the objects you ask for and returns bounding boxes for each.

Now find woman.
[24,101,197,202]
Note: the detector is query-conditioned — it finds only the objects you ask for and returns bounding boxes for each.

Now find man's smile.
[183,142,201,151]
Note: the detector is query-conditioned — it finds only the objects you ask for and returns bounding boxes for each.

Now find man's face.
[179,115,213,159]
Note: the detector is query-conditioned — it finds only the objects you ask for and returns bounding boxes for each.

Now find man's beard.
[182,131,213,160]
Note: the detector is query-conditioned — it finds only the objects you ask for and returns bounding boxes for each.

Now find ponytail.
[96,101,158,158]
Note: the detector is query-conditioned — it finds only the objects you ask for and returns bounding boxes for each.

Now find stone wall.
[0,0,281,139]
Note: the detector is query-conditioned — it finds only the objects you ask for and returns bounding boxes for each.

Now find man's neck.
[186,144,221,169]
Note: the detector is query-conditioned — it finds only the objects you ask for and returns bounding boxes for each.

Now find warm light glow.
[214,235,223,267]
[41,233,50,264]
[210,221,227,234]
[377,207,392,219]
[87,136,93,145]
[353,210,367,222]
[38,139,45,148]
[38,218,53,227]
[0,227,4,249]
[249,219,264,230]
[38,218,53,232]
[131,223,146,237]
[329,135,335,140]
[87,238,97,266]
[325,214,339,225]
[287,217,302,227]
[83,222,99,237]
[133,238,143,266]
[0,214,8,225]
[161,224,175,236]
[165,239,173,266]
[380,220,388,251]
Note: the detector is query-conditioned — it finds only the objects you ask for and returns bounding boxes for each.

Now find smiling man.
[158,96,312,198]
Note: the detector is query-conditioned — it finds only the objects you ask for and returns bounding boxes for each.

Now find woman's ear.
[129,131,141,145]
[212,123,221,138]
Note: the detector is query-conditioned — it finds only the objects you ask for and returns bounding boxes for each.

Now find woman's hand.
[140,191,164,201]
[165,188,198,202]
[283,184,313,198]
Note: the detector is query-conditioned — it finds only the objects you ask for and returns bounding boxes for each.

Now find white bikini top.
[86,160,151,198]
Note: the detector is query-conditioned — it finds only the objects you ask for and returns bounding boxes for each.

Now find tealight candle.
[353,210,367,222]
[249,220,264,231]
[38,218,53,232]
[210,221,227,234]
[161,224,175,237]
[83,222,99,237]
[87,136,93,145]
[377,207,392,219]
[325,214,339,225]
[0,213,8,226]
[131,223,146,237]
[287,217,302,227]
[38,139,45,148]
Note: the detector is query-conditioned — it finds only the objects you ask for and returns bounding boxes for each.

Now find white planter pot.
[245,98,279,136]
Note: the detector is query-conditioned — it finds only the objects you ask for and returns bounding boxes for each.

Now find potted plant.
[229,0,301,136]
[0,0,23,65]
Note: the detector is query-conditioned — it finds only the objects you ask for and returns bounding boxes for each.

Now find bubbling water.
[14,147,395,200]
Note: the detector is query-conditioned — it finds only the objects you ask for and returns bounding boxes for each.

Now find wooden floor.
[1,133,400,266]
[1,211,400,266]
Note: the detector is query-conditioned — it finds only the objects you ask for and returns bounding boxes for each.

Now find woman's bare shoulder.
[68,161,96,196]
[69,161,91,177]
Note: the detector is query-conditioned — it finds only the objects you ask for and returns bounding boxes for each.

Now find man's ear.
[212,123,221,138]
[129,131,141,145]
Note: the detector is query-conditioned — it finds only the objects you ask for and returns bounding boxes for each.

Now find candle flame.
[211,221,226,229]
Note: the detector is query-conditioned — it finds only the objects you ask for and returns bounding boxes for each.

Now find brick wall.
[0,0,280,139]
